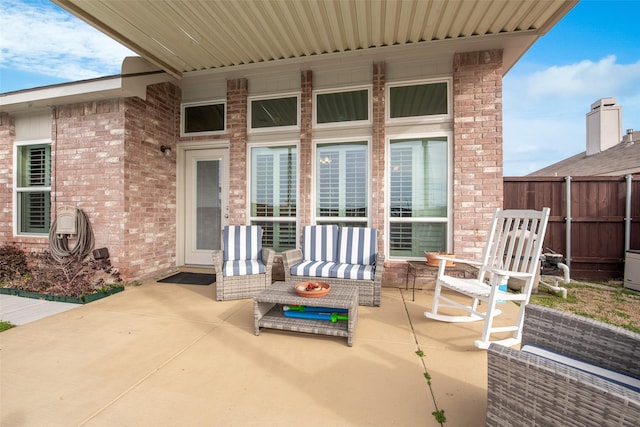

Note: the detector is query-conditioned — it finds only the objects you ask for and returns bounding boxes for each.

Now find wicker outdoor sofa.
[281,225,384,307]
[486,304,640,426]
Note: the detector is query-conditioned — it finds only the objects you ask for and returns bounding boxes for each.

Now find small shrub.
[1,245,123,297]
[0,244,30,282]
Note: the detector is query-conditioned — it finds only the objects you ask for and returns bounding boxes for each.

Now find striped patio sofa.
[282,225,384,306]
[212,225,275,301]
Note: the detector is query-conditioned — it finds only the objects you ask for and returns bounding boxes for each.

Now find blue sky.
[1,0,639,176]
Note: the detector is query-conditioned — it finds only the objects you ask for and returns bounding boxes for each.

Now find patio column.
[452,49,504,260]
[372,62,386,254]
[299,70,313,228]
[227,78,248,225]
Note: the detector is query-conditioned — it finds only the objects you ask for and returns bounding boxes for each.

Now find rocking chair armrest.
[489,268,533,280]
[438,257,483,267]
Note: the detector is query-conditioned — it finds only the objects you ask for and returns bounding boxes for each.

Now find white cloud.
[0,0,134,81]
[525,56,640,100]
[504,56,640,176]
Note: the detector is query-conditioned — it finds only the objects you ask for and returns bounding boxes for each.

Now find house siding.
[0,84,180,282]
[1,49,504,287]
[0,113,16,244]
[122,82,180,279]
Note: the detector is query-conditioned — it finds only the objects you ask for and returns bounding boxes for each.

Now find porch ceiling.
[53,0,577,79]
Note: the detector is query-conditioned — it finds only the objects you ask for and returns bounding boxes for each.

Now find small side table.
[405,261,477,301]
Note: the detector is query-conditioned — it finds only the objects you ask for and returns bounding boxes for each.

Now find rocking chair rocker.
[424,208,550,349]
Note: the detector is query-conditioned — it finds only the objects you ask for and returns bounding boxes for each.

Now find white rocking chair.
[424,208,550,349]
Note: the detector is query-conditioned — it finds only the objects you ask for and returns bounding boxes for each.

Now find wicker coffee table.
[254,281,359,346]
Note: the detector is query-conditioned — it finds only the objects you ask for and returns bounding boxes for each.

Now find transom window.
[182,101,225,135]
[316,141,368,227]
[314,88,370,126]
[250,145,298,252]
[388,80,450,121]
[389,136,449,258]
[250,96,298,130]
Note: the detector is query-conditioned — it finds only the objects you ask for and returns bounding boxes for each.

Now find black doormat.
[157,272,216,285]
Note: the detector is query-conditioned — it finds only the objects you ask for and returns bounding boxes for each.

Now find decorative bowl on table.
[294,281,331,298]
[425,251,455,267]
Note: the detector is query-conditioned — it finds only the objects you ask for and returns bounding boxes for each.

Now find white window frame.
[14,138,52,237]
[248,93,300,134]
[385,131,453,261]
[181,100,226,137]
[386,77,452,125]
[313,85,372,129]
[247,140,300,251]
[313,137,372,227]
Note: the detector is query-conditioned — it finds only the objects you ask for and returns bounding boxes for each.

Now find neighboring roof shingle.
[528,141,640,176]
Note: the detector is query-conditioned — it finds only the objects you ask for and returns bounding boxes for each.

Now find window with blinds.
[316,142,368,224]
[250,146,297,252]
[17,144,51,234]
[389,137,449,258]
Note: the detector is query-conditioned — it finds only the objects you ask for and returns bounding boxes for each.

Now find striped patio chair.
[212,225,274,301]
[333,227,377,280]
[290,225,339,278]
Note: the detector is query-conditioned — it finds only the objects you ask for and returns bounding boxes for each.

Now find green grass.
[0,321,16,332]
[530,280,640,334]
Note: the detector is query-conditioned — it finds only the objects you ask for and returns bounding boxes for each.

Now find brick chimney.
[586,98,622,155]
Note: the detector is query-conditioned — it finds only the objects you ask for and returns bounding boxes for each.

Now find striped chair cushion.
[337,227,377,265]
[223,260,266,277]
[331,263,375,280]
[302,225,339,262]
[290,260,337,278]
[223,225,262,262]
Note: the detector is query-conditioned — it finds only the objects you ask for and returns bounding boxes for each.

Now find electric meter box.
[56,207,77,235]
[624,250,640,291]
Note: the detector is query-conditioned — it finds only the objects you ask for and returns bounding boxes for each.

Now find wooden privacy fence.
[504,175,640,280]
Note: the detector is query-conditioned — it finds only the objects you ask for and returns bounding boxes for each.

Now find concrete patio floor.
[0,279,520,427]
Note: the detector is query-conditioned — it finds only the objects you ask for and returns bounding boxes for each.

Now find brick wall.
[122,82,180,280]
[0,113,15,243]
[2,49,504,287]
[372,63,405,286]
[452,49,504,260]
[299,70,313,227]
[371,62,386,246]
[227,78,248,225]
[1,82,181,283]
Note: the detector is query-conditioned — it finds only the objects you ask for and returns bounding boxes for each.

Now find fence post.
[564,176,572,270]
[625,174,633,252]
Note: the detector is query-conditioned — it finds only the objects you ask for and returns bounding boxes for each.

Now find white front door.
[184,149,228,265]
